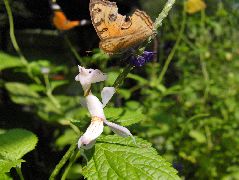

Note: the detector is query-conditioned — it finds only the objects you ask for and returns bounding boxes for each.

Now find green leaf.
[0,52,24,71]
[5,82,40,105]
[0,159,23,173]
[0,173,13,180]
[0,129,38,161]
[83,135,180,180]
[51,80,68,91]
[104,107,144,126]
[0,129,38,173]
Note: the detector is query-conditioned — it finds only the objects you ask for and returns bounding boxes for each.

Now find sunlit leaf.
[83,135,180,180]
[104,107,144,126]
[0,129,38,173]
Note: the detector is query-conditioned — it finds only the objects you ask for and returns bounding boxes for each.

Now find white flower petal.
[101,87,116,108]
[75,66,107,89]
[90,69,107,83]
[78,117,104,149]
[86,94,105,119]
[103,119,136,144]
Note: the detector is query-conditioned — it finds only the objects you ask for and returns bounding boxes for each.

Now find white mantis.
[75,66,135,149]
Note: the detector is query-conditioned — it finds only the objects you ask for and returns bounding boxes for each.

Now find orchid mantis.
[75,66,135,149]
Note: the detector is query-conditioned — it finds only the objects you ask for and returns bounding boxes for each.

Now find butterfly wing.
[89,0,154,54]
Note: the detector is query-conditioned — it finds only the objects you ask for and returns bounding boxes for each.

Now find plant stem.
[113,64,134,89]
[3,0,27,65]
[43,74,61,109]
[49,140,78,180]
[157,3,186,84]
[61,151,81,180]
[3,0,41,84]
[64,35,85,66]
[144,0,177,48]
[154,0,177,30]
[16,167,24,180]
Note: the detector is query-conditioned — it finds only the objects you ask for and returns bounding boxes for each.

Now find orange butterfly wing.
[53,11,80,31]
[89,0,154,54]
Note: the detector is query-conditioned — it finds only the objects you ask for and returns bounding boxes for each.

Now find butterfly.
[51,2,89,31]
[89,0,154,54]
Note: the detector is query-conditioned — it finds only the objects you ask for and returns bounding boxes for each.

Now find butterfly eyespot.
[121,17,132,29]
[109,14,117,21]
[89,71,92,73]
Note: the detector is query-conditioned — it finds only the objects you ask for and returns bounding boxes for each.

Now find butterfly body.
[89,0,154,54]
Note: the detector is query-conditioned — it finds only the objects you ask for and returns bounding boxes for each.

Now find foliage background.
[0,0,239,179]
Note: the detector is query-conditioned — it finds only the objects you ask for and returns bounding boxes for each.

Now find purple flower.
[130,51,156,67]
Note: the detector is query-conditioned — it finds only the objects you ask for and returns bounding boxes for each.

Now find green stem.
[49,140,78,180]
[154,0,177,30]
[43,74,61,109]
[3,0,27,65]
[113,64,134,89]
[145,0,177,46]
[3,0,41,84]
[61,151,81,180]
[157,3,186,84]
[16,167,24,180]
[64,35,85,66]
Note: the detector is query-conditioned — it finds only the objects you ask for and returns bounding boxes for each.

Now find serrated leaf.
[83,135,180,180]
[104,107,144,126]
[5,82,40,105]
[0,52,24,71]
[0,129,38,161]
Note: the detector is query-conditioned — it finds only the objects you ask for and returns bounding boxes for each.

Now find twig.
[154,0,177,30]
[61,151,81,180]
[16,167,24,180]
[113,64,134,89]
[49,140,78,180]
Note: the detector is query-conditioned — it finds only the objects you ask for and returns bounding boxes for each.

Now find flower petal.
[78,117,104,149]
[75,66,107,93]
[86,94,105,119]
[103,119,136,144]
[101,87,116,108]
